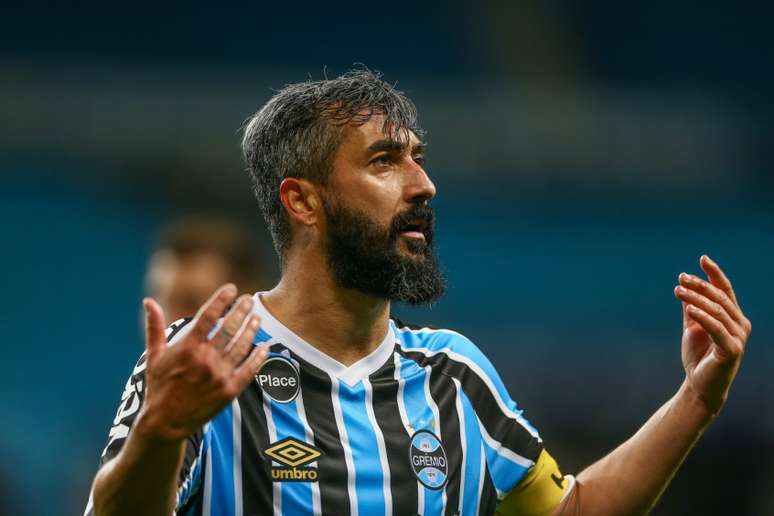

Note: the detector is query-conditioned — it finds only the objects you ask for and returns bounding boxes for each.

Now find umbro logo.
[264,437,322,482]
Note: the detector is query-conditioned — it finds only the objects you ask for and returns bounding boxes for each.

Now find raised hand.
[137,284,267,442]
[674,255,752,415]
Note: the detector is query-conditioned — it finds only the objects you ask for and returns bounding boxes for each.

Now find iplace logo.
[255,355,300,403]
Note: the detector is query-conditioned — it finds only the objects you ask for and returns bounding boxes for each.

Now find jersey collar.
[251,292,397,387]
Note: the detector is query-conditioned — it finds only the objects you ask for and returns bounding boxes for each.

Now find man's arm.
[556,380,712,515]
[89,422,186,516]
[89,285,267,516]
[555,256,751,515]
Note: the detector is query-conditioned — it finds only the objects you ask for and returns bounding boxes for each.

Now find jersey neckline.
[251,292,398,387]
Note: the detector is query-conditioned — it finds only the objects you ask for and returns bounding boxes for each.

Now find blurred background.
[1,2,772,514]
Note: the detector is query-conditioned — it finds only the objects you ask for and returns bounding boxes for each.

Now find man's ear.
[279,177,321,227]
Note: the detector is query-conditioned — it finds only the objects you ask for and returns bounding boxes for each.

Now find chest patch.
[255,355,300,403]
[409,429,448,490]
[264,437,322,482]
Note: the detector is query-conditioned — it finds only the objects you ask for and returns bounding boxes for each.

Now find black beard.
[322,197,446,305]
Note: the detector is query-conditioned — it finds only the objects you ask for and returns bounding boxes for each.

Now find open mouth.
[400,220,428,240]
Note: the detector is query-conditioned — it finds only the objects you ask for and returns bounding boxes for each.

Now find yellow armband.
[495,449,573,516]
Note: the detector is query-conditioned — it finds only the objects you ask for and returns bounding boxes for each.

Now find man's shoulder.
[390,317,484,361]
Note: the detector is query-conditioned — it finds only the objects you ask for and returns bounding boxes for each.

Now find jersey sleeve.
[84,318,202,516]
[434,330,573,512]
[432,333,540,479]
[98,350,149,465]
[440,336,574,516]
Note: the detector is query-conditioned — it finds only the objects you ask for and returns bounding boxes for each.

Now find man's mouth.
[399,219,428,241]
[401,230,426,240]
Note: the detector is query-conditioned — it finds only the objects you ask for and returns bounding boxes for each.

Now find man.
[86,70,751,515]
[146,216,268,321]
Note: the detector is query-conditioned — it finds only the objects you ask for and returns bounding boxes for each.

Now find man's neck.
[260,253,391,367]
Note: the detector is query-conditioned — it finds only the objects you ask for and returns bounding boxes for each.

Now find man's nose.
[405,164,437,203]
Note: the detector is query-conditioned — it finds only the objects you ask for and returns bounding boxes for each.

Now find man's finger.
[143,298,167,362]
[224,314,261,368]
[675,286,743,338]
[680,300,701,332]
[232,344,268,391]
[211,295,254,350]
[685,304,740,358]
[700,255,739,306]
[189,284,238,343]
[678,272,746,327]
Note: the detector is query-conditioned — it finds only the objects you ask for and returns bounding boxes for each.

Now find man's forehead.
[343,115,422,149]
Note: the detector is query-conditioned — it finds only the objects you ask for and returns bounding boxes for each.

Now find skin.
[91,287,267,516]
[90,117,433,515]
[262,116,434,366]
[552,255,751,515]
[91,115,751,515]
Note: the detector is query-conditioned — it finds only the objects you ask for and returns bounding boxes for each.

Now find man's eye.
[413,155,426,166]
[372,155,393,166]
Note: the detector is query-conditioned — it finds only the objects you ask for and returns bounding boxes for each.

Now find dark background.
[1,2,772,514]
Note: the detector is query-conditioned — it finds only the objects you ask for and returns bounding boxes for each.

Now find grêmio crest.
[409,429,448,489]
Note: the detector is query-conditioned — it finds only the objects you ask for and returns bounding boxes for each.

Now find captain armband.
[495,449,575,516]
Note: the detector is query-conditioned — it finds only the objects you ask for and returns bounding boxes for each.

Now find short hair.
[240,68,423,259]
[152,215,265,289]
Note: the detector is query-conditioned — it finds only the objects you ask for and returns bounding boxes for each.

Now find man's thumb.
[143,298,167,360]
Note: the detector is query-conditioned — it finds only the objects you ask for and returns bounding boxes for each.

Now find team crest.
[408,429,448,489]
[255,355,300,403]
[264,437,322,482]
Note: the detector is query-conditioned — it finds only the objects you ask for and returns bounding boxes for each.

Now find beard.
[321,195,446,305]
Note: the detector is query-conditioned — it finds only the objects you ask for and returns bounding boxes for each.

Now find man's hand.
[553,256,752,516]
[674,255,752,416]
[90,285,267,516]
[137,284,268,443]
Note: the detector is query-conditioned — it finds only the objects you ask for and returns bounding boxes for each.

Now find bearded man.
[85,70,752,516]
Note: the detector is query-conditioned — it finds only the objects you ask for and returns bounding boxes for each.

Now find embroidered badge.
[408,429,448,489]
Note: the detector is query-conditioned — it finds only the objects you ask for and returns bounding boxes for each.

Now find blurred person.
[145,216,268,322]
[85,70,752,516]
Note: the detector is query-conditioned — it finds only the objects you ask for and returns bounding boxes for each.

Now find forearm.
[557,380,714,515]
[92,411,186,516]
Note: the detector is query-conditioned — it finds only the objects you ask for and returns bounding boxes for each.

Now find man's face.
[319,116,446,305]
[146,251,232,321]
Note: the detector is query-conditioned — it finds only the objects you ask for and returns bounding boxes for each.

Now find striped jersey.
[86,293,572,516]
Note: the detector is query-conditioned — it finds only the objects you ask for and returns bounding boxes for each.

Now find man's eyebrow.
[366,139,427,154]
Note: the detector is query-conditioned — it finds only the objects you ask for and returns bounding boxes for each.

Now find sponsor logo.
[264,437,322,482]
[255,355,300,403]
[408,429,448,490]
